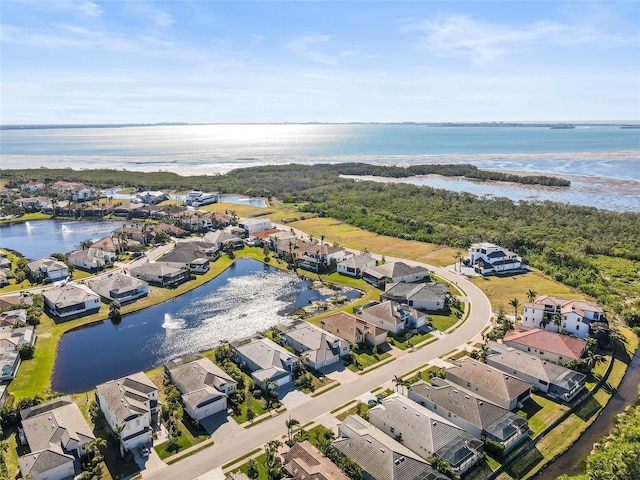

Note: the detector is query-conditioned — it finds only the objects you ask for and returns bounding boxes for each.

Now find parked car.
[138,445,150,457]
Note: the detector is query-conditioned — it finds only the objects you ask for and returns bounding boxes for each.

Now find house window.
[390,427,395,433]
[576,325,580,330]
[527,347,531,352]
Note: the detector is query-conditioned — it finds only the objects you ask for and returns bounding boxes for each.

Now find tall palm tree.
[509,298,520,320]
[527,289,537,303]
[285,416,300,445]
[553,311,563,330]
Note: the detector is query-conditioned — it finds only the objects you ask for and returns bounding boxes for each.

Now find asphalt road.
[146,253,492,480]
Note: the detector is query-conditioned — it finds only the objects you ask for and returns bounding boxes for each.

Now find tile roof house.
[362,262,430,288]
[67,247,116,271]
[281,440,349,480]
[382,282,448,312]
[446,357,531,410]
[165,355,237,421]
[521,295,607,340]
[89,273,149,303]
[233,337,299,389]
[18,396,95,480]
[96,372,158,453]
[280,323,350,370]
[358,300,427,334]
[130,262,190,287]
[408,378,530,454]
[334,415,448,480]
[320,311,388,346]
[369,394,484,475]
[42,283,101,319]
[20,181,45,192]
[486,341,586,402]
[91,235,141,253]
[297,244,348,273]
[337,252,378,278]
[27,257,69,282]
[503,325,587,364]
[467,242,525,276]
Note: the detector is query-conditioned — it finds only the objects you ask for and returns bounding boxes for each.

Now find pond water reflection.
[51,258,361,393]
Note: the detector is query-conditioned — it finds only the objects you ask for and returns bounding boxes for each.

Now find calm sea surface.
[2,124,639,210]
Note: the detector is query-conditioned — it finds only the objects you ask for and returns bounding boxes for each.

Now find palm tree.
[246,458,259,479]
[553,311,563,330]
[264,439,283,478]
[114,423,126,457]
[109,301,122,324]
[453,251,462,272]
[509,298,520,320]
[527,289,537,303]
[392,375,406,393]
[285,416,300,445]
[540,314,551,330]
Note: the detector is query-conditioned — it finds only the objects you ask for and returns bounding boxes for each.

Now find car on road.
[138,445,150,457]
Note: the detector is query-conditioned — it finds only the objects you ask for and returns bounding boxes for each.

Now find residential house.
[267,231,300,256]
[281,441,349,480]
[152,223,187,238]
[382,282,448,311]
[89,273,149,303]
[362,262,429,288]
[358,300,426,334]
[113,202,147,217]
[446,357,531,410]
[204,230,244,251]
[467,242,524,275]
[503,325,587,365]
[96,372,158,452]
[112,223,154,245]
[82,204,113,217]
[27,257,69,282]
[0,270,8,287]
[42,283,101,319]
[297,244,348,273]
[91,235,142,253]
[320,311,387,347]
[134,190,167,204]
[238,217,272,236]
[130,263,190,287]
[334,415,448,480]
[337,253,377,278]
[16,197,49,210]
[521,295,607,340]
[165,355,237,420]
[0,292,32,310]
[408,378,530,454]
[0,326,35,352]
[0,309,27,332]
[18,396,95,480]
[20,181,45,193]
[233,337,299,389]
[50,181,96,201]
[368,394,484,475]
[179,212,215,230]
[67,247,116,271]
[185,191,219,207]
[156,241,216,273]
[0,351,20,380]
[485,341,586,402]
[280,323,350,370]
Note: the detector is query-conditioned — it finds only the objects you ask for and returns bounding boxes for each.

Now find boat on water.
[550,124,576,129]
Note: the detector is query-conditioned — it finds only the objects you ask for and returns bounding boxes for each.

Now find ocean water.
[1,124,639,210]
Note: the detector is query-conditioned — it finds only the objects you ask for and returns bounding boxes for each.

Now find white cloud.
[287,33,356,65]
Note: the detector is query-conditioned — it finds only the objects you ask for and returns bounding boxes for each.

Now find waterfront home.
[89,273,149,303]
[27,257,69,282]
[156,241,212,274]
[368,394,484,475]
[408,378,530,454]
[336,252,377,278]
[334,414,448,480]
[67,247,116,271]
[381,282,448,311]
[446,357,531,410]
[42,283,101,319]
[267,231,299,255]
[16,196,49,210]
[503,325,586,365]
[238,217,272,236]
[466,242,525,276]
[134,190,167,204]
[521,295,607,340]
[281,441,349,480]
[233,337,299,389]
[358,300,426,334]
[486,341,586,402]
[50,181,96,201]
[0,309,27,332]
[112,202,146,217]
[96,371,159,453]
[297,243,348,273]
[82,203,113,217]
[319,311,388,347]
[179,212,215,230]
[130,263,190,287]
[0,326,35,351]
[91,235,142,253]
[112,223,154,244]
[152,222,187,238]
[165,355,237,421]
[18,396,95,480]
[280,323,350,370]
[0,351,20,380]
[204,230,244,251]
[20,181,45,193]
[362,262,429,288]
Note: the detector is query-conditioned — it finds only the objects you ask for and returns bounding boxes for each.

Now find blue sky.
[1,0,638,124]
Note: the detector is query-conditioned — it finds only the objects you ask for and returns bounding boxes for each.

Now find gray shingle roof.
[130,263,185,278]
[338,253,376,269]
[96,372,157,424]
[27,257,67,274]
[383,282,447,303]
[360,300,419,327]
[364,262,429,280]
[283,324,346,364]
[234,338,298,378]
[168,357,236,395]
[42,283,99,309]
[90,273,148,298]
[18,448,74,477]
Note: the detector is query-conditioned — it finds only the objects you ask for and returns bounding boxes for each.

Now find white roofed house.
[20,181,45,193]
[368,393,484,475]
[42,283,101,319]
[233,337,299,389]
[238,217,272,236]
[27,257,69,282]
[134,190,168,204]
[382,282,448,312]
[89,273,149,304]
[337,252,377,278]
[96,372,159,453]
[67,247,116,272]
[18,396,95,480]
[165,355,237,421]
[362,261,429,288]
[358,300,427,334]
[16,197,50,210]
[467,242,525,276]
[280,323,350,370]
